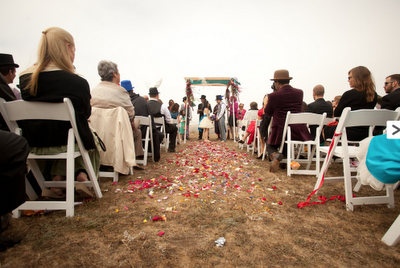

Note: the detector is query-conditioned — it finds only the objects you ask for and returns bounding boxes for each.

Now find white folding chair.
[382,214,400,246]
[136,115,154,166]
[281,112,326,176]
[238,120,251,150]
[0,98,102,218]
[246,120,260,155]
[153,116,169,152]
[90,107,137,181]
[314,107,400,211]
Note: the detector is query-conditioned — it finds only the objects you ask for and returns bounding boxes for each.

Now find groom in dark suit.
[264,69,311,172]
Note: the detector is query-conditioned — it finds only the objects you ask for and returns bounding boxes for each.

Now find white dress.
[199,114,214,129]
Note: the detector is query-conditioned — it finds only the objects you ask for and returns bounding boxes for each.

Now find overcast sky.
[2,0,400,120]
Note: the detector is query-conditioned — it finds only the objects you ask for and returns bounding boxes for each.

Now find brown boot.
[269,152,281,173]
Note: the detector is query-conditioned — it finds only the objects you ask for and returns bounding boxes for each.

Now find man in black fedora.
[148,87,177,152]
[0,53,19,131]
[197,95,211,140]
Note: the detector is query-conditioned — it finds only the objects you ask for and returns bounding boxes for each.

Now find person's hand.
[131,121,136,131]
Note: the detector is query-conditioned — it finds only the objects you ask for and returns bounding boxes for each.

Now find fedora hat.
[149,87,160,95]
[270,69,292,81]
[215,95,222,101]
[0,54,19,67]
[120,80,134,91]
[200,95,206,100]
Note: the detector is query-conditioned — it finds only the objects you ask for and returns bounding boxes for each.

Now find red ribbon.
[298,132,346,208]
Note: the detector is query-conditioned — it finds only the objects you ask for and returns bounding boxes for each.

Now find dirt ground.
[1,133,400,268]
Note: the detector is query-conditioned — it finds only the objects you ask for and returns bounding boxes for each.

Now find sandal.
[42,189,66,199]
[75,183,93,198]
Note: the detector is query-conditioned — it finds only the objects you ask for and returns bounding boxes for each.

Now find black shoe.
[0,214,11,234]
[168,148,176,153]
[133,165,144,171]
[256,154,263,159]
[0,235,22,252]
[238,140,245,144]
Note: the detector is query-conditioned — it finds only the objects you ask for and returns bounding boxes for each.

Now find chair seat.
[28,151,82,160]
[319,145,362,158]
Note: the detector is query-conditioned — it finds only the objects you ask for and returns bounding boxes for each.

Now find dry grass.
[1,133,400,268]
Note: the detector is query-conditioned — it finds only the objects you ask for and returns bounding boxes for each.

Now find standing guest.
[178,109,186,142]
[197,95,211,140]
[180,96,192,140]
[227,98,239,139]
[265,69,311,172]
[0,130,29,251]
[198,107,213,142]
[148,87,177,152]
[122,80,162,162]
[213,102,220,139]
[19,27,100,197]
[170,103,180,119]
[197,97,204,140]
[324,66,377,142]
[306,84,333,141]
[0,53,19,131]
[91,64,144,163]
[237,103,246,134]
[215,95,227,142]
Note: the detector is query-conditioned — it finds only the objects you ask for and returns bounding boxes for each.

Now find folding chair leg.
[382,214,400,246]
[343,155,354,211]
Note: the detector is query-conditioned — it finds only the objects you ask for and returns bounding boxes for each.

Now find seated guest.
[19,27,99,197]
[324,66,377,142]
[0,54,19,131]
[381,74,400,110]
[332,95,341,113]
[265,69,311,172]
[168,99,174,111]
[306,85,333,141]
[170,103,180,119]
[238,102,259,144]
[148,87,177,152]
[91,61,144,164]
[0,130,29,251]
[121,80,163,162]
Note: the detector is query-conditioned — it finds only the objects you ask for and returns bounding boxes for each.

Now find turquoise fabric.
[366,134,400,184]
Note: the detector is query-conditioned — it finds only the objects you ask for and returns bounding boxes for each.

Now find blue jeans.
[218,115,226,141]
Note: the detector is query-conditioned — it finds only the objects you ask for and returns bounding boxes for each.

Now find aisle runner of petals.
[112,142,288,221]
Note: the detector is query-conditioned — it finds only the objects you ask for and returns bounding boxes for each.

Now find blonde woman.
[19,27,99,198]
[324,66,377,141]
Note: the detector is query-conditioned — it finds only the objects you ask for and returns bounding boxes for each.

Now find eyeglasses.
[385,81,393,85]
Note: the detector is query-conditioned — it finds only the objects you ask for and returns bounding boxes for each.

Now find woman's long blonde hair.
[27,27,75,96]
[349,66,376,103]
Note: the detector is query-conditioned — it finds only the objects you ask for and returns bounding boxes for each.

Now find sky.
[2,0,400,122]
